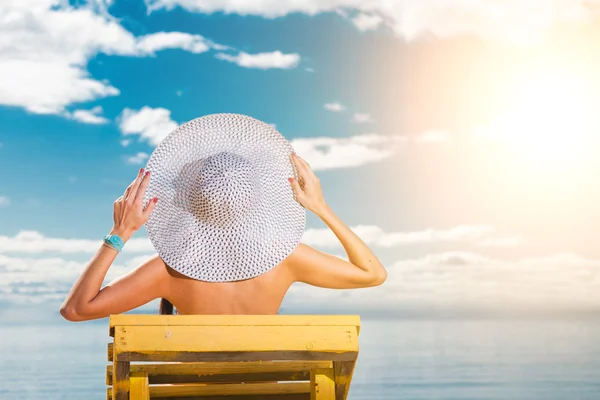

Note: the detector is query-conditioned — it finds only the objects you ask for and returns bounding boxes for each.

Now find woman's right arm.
[286,153,387,289]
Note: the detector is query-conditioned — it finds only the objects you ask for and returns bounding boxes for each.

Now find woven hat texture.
[143,113,306,282]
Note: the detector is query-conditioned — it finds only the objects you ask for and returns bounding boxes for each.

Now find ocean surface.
[1,317,600,399]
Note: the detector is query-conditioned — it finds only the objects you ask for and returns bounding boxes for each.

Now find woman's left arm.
[60,168,166,321]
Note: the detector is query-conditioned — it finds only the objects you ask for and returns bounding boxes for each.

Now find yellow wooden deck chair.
[106,315,360,400]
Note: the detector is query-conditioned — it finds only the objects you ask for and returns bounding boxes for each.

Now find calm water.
[1,318,600,399]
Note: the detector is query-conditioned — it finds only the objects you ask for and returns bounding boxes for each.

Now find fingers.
[291,155,309,186]
[126,168,145,203]
[125,168,144,198]
[292,153,316,180]
[143,197,158,220]
[134,170,151,205]
[291,153,308,178]
[288,177,304,203]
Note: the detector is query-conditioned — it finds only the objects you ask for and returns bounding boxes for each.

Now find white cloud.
[127,152,150,165]
[136,31,212,55]
[0,230,153,254]
[351,12,383,32]
[144,0,326,17]
[0,1,132,115]
[67,105,109,124]
[291,133,408,171]
[121,139,132,147]
[145,0,600,44]
[304,67,315,73]
[215,51,300,69]
[0,196,10,207]
[0,253,137,304]
[352,113,374,123]
[302,224,517,248]
[283,250,600,315]
[380,251,600,312]
[324,102,346,112]
[0,1,227,116]
[118,106,178,146]
[291,130,452,171]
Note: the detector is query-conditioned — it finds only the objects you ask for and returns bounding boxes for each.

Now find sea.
[1,317,599,399]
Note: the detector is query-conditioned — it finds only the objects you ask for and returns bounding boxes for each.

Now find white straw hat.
[143,113,306,282]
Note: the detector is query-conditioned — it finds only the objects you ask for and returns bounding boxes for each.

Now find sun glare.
[477,71,597,169]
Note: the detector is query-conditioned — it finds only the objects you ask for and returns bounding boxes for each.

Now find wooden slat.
[154,382,309,397]
[107,361,333,385]
[112,361,130,400]
[310,368,335,400]
[130,372,150,400]
[107,392,309,400]
[333,361,356,400]
[164,396,309,400]
[109,315,360,328]
[113,325,358,354]
[108,343,113,362]
[122,369,305,385]
[116,350,357,363]
[107,382,310,398]
[164,395,308,400]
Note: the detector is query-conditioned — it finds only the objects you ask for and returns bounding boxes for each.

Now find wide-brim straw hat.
[143,113,306,282]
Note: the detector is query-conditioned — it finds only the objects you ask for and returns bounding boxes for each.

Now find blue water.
[2,318,600,399]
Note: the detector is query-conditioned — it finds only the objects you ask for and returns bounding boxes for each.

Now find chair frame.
[107,315,360,400]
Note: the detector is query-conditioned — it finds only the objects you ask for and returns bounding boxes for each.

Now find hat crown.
[187,151,257,228]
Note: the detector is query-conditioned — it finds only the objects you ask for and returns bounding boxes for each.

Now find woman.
[60,153,387,321]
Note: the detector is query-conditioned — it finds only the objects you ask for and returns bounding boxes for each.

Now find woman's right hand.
[288,153,328,215]
[110,168,158,242]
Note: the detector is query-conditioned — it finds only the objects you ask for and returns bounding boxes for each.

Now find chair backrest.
[107,314,360,400]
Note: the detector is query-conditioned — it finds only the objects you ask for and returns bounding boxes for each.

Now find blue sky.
[2,0,600,320]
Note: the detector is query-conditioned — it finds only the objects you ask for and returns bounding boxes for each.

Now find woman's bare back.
[165,258,295,315]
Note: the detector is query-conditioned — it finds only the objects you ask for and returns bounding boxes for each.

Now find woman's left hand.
[110,168,158,242]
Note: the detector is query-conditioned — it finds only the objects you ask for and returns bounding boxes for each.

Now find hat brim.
[143,113,306,282]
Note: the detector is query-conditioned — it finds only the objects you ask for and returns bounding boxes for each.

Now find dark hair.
[159,298,175,315]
